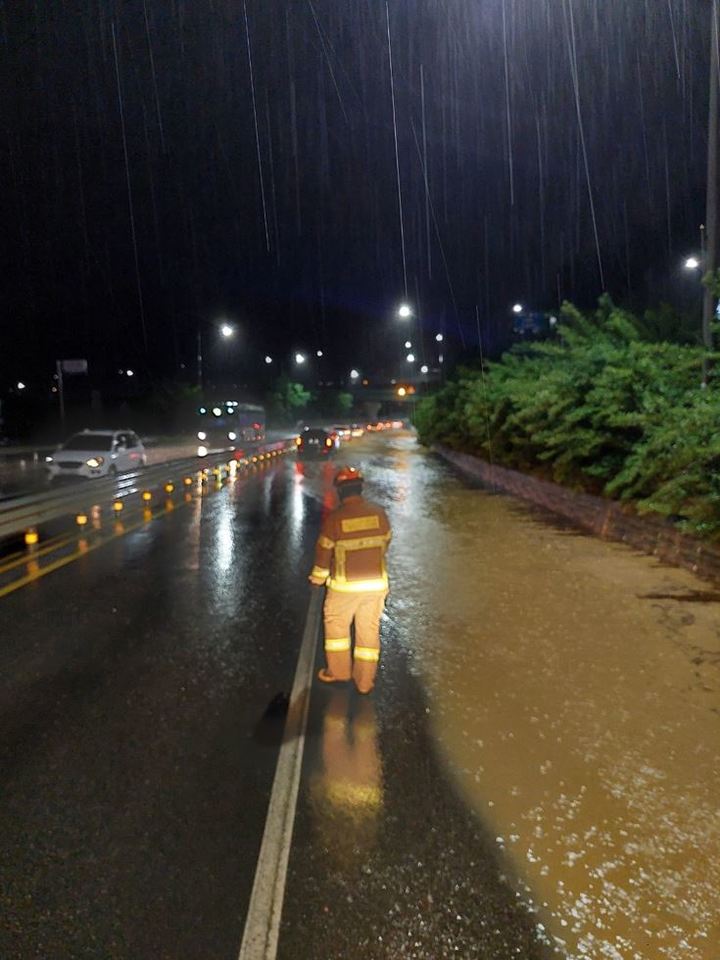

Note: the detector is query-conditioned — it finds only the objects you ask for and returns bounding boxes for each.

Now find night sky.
[0,0,713,390]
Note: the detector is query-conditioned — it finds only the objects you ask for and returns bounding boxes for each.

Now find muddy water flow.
[363,435,720,959]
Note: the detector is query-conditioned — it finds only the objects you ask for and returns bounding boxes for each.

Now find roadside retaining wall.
[435,446,720,586]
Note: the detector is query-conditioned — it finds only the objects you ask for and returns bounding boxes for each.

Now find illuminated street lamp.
[350,369,360,380]
[404,340,412,349]
[397,386,407,397]
[435,333,444,342]
[420,364,429,374]
[406,353,415,363]
[397,303,413,319]
[294,352,306,365]
[684,256,701,271]
[512,303,524,314]
[316,350,323,358]
[197,319,237,389]
[264,355,273,364]
[126,369,134,377]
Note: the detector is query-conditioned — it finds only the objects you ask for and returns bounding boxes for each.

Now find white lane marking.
[238,586,322,960]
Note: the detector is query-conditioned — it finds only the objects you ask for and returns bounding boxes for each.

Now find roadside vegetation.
[415,295,720,538]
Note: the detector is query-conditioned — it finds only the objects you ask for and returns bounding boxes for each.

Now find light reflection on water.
[214,499,234,572]
[310,689,383,867]
[289,466,306,548]
[383,437,720,960]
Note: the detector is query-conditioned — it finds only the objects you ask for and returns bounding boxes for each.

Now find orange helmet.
[334,465,363,487]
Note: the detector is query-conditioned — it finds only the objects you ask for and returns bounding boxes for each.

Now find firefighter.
[308,466,391,694]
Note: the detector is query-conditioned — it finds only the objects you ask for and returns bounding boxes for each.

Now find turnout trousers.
[322,588,387,693]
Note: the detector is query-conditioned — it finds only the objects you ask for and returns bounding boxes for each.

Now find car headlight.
[86,457,104,468]
[198,445,208,457]
[197,431,207,441]
[45,456,54,463]
[228,431,237,441]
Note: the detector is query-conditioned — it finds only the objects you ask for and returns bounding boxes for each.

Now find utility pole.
[702,0,719,385]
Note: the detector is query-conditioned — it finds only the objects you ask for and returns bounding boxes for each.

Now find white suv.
[46,430,147,481]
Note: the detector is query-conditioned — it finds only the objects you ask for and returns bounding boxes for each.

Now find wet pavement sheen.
[286,433,718,960]
[1,433,718,959]
[0,466,319,959]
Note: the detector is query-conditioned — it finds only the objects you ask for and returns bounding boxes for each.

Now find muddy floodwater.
[372,436,720,959]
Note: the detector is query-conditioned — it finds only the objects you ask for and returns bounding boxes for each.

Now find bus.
[195,401,265,456]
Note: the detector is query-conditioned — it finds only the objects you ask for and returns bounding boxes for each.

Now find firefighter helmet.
[334,466,364,487]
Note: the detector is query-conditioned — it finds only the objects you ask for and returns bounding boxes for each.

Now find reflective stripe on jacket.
[311,495,391,592]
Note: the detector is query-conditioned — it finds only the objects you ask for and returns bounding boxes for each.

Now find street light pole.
[702,0,719,384]
[197,327,203,392]
[56,360,66,433]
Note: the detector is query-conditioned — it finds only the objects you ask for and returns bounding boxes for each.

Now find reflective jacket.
[311,495,391,592]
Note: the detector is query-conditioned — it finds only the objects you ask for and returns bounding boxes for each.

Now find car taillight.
[295,437,302,446]
[325,438,332,447]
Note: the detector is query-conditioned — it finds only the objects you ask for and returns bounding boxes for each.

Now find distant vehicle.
[45,430,146,480]
[296,427,336,460]
[332,425,352,439]
[196,401,265,457]
[350,424,365,438]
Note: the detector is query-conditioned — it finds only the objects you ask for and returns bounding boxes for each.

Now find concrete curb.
[434,446,720,586]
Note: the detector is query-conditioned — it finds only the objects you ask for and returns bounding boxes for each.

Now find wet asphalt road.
[1,468,314,959]
[0,435,550,959]
[4,431,719,958]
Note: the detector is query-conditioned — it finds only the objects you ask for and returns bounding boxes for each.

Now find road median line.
[238,586,322,960]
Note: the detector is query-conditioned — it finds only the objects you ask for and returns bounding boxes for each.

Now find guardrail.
[0,439,296,543]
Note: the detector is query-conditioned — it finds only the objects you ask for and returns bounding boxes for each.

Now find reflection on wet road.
[1,431,718,959]
[316,433,718,960]
[0,463,320,959]
[311,690,383,864]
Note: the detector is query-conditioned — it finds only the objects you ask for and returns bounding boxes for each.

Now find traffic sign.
[60,359,88,374]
